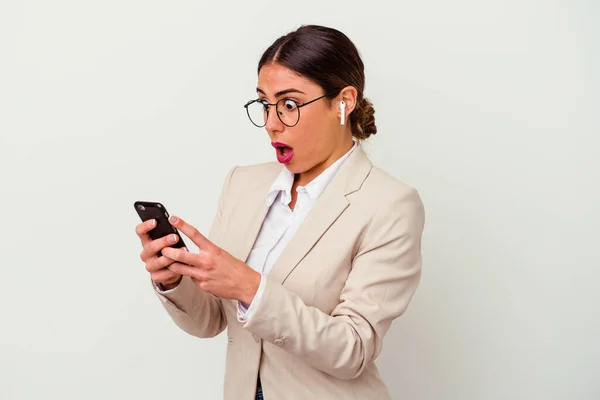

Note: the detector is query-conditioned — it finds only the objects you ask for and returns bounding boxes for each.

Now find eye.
[282,99,298,111]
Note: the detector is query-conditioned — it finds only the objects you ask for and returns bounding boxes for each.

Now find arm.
[242,189,425,379]
[154,166,238,338]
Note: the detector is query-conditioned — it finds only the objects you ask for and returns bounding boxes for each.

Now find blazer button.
[274,338,284,346]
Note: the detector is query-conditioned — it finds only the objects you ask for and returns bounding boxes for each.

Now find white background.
[1,1,598,399]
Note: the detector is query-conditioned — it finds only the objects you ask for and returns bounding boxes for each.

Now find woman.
[136,25,425,400]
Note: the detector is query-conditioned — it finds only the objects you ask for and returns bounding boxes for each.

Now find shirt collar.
[266,140,358,207]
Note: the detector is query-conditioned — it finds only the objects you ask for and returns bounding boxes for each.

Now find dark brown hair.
[258,25,376,140]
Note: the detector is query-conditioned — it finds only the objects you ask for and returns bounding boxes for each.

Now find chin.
[284,161,306,174]
[284,164,301,174]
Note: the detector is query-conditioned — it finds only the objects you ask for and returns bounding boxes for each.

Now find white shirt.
[238,141,357,321]
[158,140,357,322]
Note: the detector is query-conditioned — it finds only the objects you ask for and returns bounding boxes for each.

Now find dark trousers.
[256,375,263,400]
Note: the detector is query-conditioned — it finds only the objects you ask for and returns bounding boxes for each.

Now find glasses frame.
[243,90,339,128]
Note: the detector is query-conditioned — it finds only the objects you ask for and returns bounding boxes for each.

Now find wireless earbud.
[340,101,346,125]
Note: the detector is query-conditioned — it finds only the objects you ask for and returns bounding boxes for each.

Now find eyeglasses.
[243,91,338,128]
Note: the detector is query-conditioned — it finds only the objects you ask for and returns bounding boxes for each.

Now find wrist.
[158,275,182,291]
[239,270,261,305]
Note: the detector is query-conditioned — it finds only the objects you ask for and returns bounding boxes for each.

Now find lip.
[271,141,294,164]
[271,141,291,148]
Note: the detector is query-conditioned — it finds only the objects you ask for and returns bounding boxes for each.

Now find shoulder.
[360,165,424,214]
[351,165,425,252]
[221,161,281,196]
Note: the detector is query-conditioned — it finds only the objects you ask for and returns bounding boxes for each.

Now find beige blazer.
[155,145,425,400]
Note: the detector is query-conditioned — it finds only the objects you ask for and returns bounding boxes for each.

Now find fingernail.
[149,219,156,226]
[169,216,179,224]
[169,234,178,243]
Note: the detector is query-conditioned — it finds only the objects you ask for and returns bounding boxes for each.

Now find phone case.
[134,201,186,254]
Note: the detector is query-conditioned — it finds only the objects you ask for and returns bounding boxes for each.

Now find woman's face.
[256,63,353,183]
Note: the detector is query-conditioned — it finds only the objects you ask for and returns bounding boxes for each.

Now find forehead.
[257,63,318,93]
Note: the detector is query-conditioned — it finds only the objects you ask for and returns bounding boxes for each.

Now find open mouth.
[272,142,294,163]
[277,145,292,156]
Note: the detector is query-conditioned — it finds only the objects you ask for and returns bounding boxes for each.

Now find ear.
[338,86,358,117]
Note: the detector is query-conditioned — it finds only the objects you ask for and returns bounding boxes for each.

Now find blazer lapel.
[225,167,279,263]
[268,145,373,285]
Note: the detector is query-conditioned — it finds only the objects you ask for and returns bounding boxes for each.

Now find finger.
[161,246,199,266]
[195,251,215,270]
[168,216,215,252]
[140,233,180,262]
[151,267,182,284]
[191,277,210,292]
[136,219,157,246]
[146,255,177,273]
[168,262,209,281]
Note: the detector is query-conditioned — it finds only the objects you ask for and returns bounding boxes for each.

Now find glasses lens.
[247,101,267,127]
[277,99,300,127]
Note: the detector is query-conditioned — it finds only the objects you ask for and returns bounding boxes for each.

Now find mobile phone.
[134,201,186,255]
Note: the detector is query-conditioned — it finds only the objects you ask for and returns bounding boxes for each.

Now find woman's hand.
[162,216,261,304]
[135,219,183,289]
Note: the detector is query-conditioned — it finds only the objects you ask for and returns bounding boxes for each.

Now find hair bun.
[352,97,377,140]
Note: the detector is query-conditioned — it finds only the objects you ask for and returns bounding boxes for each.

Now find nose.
[265,106,284,135]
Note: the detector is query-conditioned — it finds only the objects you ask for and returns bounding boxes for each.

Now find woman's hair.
[258,25,377,140]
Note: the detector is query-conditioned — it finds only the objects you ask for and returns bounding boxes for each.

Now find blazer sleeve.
[242,188,425,379]
[153,166,237,338]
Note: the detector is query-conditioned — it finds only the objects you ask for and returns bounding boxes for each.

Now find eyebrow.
[256,87,306,98]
